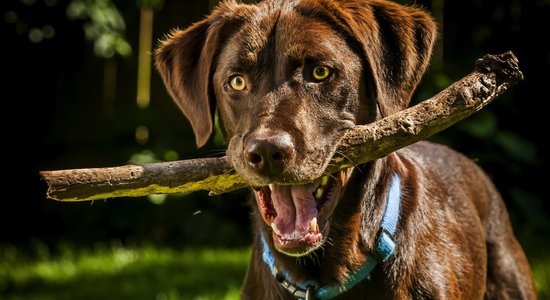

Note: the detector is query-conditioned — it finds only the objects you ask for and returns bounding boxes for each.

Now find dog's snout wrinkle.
[245,130,295,177]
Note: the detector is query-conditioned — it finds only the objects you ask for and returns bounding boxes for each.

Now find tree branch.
[41,52,523,202]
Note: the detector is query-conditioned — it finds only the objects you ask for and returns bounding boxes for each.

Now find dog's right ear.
[155,2,251,147]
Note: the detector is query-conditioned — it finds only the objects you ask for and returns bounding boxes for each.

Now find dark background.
[1,0,549,294]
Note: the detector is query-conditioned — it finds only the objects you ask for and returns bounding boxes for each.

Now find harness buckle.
[305,285,314,300]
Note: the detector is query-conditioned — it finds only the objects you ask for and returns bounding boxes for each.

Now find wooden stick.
[41,51,523,202]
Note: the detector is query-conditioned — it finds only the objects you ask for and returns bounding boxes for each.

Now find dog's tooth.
[315,188,324,200]
[269,184,274,192]
[309,218,318,233]
[271,223,281,235]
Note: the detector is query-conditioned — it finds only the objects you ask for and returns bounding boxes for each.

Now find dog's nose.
[245,131,295,176]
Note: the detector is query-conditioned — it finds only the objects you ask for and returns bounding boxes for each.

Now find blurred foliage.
[67,0,131,58]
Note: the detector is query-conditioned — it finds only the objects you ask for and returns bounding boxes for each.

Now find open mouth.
[254,170,350,257]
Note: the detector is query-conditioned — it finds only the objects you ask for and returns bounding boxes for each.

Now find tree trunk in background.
[137,6,154,110]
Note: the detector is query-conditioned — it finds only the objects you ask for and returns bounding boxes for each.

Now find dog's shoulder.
[396,141,496,212]
[399,140,487,178]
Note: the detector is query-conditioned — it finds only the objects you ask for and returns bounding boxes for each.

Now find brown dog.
[155,0,536,298]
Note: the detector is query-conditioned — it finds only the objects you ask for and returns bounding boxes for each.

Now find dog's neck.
[260,159,401,299]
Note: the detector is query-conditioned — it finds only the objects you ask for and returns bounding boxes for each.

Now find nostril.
[272,151,284,163]
[249,152,263,165]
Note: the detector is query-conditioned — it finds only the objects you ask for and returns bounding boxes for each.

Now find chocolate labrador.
[155,0,536,298]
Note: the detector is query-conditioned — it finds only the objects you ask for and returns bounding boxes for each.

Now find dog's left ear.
[338,0,437,117]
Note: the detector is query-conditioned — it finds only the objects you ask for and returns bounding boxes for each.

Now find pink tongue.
[270,183,318,237]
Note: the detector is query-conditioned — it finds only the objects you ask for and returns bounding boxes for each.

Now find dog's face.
[156,0,436,256]
[215,12,368,185]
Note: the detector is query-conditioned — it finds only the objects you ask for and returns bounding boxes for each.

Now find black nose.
[245,131,295,176]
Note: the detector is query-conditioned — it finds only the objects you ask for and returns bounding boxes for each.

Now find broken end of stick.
[39,171,61,201]
[475,51,524,84]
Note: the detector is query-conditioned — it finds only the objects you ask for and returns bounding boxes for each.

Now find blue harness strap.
[260,174,402,300]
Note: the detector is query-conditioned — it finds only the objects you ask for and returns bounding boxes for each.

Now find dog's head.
[156,0,436,256]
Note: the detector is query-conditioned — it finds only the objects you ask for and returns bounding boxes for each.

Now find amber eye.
[229,75,246,91]
[312,66,331,81]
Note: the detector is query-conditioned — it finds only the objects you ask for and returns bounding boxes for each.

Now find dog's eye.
[229,75,246,91]
[312,66,331,81]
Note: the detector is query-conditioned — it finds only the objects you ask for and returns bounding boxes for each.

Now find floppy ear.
[155,2,251,147]
[338,0,437,117]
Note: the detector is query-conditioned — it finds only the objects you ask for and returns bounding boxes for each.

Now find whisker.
[322,173,339,182]
[324,237,335,248]
[311,250,321,267]
[221,169,235,176]
[334,150,365,175]
[297,256,305,267]
[334,150,361,168]
[198,149,227,157]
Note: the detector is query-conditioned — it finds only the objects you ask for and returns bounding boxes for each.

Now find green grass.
[532,255,550,299]
[0,244,250,300]
[1,243,549,299]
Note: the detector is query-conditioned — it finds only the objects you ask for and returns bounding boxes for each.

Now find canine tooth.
[271,223,281,235]
[269,184,274,191]
[315,188,324,199]
[309,218,318,232]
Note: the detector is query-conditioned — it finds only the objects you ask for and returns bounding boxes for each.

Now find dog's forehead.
[230,2,348,67]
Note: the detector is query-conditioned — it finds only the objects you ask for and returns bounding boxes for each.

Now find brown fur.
[155,0,536,298]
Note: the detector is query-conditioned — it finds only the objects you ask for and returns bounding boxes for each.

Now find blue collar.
[260,173,402,300]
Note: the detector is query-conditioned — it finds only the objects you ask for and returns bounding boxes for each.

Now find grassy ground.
[0,244,249,300]
[533,255,550,299]
[1,243,549,299]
